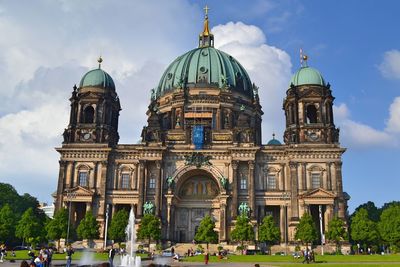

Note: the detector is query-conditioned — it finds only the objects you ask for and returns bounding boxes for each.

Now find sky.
[0,0,399,213]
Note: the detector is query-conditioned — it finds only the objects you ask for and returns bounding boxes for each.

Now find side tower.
[55,59,120,243]
[280,57,347,244]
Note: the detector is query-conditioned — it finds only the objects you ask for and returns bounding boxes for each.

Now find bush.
[390,244,399,253]
[217,245,223,251]
[236,245,245,251]
[197,244,204,253]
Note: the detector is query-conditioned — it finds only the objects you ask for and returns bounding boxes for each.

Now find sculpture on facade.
[143,201,154,215]
[166,176,174,189]
[184,152,212,168]
[238,202,250,217]
[219,176,228,190]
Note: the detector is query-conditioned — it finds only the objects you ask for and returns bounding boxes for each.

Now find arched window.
[83,106,95,123]
[121,173,130,189]
[306,104,318,124]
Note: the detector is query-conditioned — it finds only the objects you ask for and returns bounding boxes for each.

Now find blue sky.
[0,0,398,212]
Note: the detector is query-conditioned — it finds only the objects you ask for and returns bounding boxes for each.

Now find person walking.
[65,245,74,267]
[0,244,5,263]
[204,251,209,265]
[108,247,116,267]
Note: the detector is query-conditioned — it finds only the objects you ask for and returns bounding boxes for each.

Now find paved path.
[3,259,400,267]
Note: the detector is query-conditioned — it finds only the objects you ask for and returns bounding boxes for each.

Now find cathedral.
[54,11,348,247]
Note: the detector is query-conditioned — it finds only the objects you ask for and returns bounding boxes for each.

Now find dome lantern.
[199,5,214,48]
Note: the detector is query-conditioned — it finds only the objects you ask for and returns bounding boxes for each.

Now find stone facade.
[54,15,348,246]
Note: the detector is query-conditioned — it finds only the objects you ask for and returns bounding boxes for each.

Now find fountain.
[120,208,141,267]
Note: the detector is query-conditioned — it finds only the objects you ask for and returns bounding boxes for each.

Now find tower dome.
[290,66,325,87]
[156,47,253,98]
[79,58,115,90]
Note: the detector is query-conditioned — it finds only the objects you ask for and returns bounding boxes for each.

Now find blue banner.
[193,125,204,149]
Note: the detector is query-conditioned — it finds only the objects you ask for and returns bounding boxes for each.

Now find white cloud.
[213,22,292,142]
[0,0,200,202]
[379,50,400,79]
[386,96,400,133]
[334,103,398,148]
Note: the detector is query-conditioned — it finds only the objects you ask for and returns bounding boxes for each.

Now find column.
[134,163,139,190]
[65,162,73,188]
[279,164,285,190]
[219,203,227,241]
[155,161,162,216]
[335,162,345,218]
[327,163,332,190]
[331,163,337,191]
[231,161,238,218]
[248,161,255,219]
[111,204,116,218]
[302,163,307,190]
[322,170,327,189]
[113,164,119,189]
[166,197,172,239]
[280,205,286,243]
[56,160,67,211]
[298,163,304,191]
[289,162,299,220]
[86,202,91,212]
[137,161,146,217]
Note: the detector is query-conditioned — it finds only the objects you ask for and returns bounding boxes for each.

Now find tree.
[45,208,73,248]
[194,215,218,250]
[378,203,400,250]
[258,215,280,254]
[15,208,43,246]
[231,215,255,253]
[0,204,17,243]
[325,216,347,253]
[137,214,161,250]
[353,201,380,222]
[108,209,129,246]
[295,213,318,249]
[350,208,379,251]
[77,210,100,247]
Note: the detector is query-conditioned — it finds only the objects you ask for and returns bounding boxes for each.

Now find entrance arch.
[172,169,220,242]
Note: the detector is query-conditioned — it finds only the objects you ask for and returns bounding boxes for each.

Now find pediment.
[66,186,94,197]
[300,188,335,199]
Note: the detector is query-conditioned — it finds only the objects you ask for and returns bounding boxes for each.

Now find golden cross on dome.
[203,5,210,16]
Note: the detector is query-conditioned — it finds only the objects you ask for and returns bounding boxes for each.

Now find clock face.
[83,133,91,140]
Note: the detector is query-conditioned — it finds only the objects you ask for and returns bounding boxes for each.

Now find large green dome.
[79,68,115,90]
[290,66,325,87]
[156,47,253,97]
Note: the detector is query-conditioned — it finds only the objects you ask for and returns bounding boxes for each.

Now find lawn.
[183,254,400,263]
[4,250,148,261]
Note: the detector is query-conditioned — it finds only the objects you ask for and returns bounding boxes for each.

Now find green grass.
[4,250,148,261]
[182,254,400,263]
